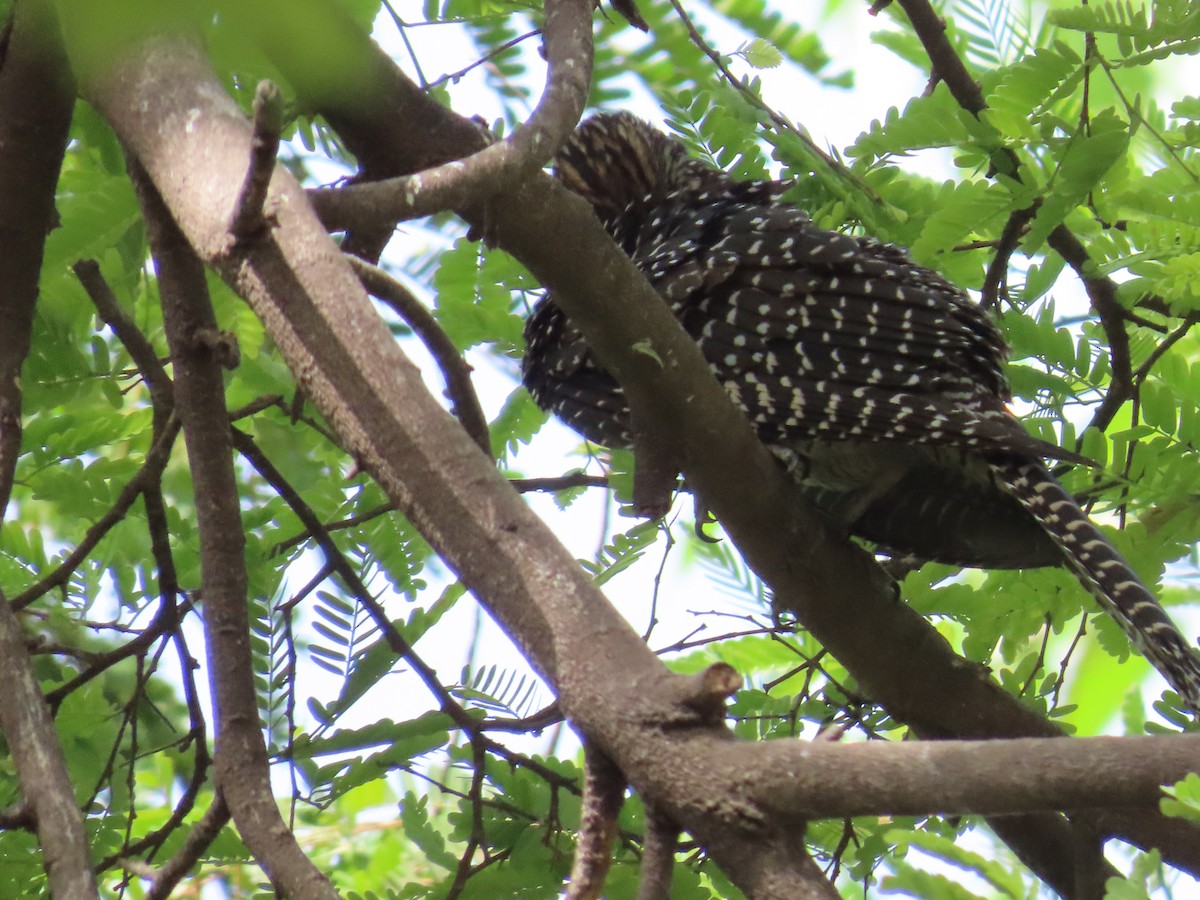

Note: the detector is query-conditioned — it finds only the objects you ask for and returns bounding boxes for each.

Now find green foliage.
[490,385,548,463]
[849,82,978,163]
[580,520,662,587]
[881,826,1028,899]
[712,0,844,84]
[431,238,530,352]
[1105,849,1168,899]
[1162,773,1200,826]
[954,0,1033,67]
[735,37,783,71]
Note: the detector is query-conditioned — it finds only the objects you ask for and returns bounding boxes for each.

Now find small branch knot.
[192,328,241,370]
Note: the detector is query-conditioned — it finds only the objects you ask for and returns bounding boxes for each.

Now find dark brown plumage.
[522,111,1200,710]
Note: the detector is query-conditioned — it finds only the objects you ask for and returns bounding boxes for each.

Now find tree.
[1,0,1199,896]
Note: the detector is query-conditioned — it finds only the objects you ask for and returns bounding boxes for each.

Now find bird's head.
[552,112,731,221]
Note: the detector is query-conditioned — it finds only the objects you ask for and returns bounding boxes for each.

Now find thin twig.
[380,1,428,88]
[10,418,183,611]
[231,427,482,733]
[138,792,230,900]
[980,205,1036,310]
[1133,313,1200,384]
[510,472,609,493]
[274,471,611,555]
[273,502,394,556]
[1051,226,1135,435]
[229,80,284,238]
[347,254,491,456]
[74,259,173,409]
[426,28,541,90]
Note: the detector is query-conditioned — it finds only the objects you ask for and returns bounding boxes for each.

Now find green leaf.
[432,239,530,352]
[399,793,459,872]
[1162,773,1200,825]
[884,827,1025,898]
[848,83,974,163]
[491,386,550,462]
[40,172,140,278]
[738,38,782,70]
[984,46,1081,139]
[1024,113,1130,252]
[910,178,1011,266]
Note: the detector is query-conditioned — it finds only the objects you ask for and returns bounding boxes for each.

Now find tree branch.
[306,0,593,233]
[229,80,284,239]
[0,0,74,517]
[0,5,96,894]
[140,792,230,900]
[347,254,491,456]
[710,733,1200,820]
[635,806,678,900]
[9,418,182,611]
[566,743,625,900]
[0,591,100,900]
[77,23,841,895]
[133,162,339,898]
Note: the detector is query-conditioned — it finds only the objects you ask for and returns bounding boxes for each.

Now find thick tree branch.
[712,733,1200,820]
[0,3,95,897]
[0,0,73,515]
[0,591,100,900]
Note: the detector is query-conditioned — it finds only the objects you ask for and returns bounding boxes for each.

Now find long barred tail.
[994,459,1200,711]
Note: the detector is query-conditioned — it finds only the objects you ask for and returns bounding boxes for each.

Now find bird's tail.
[994,458,1200,711]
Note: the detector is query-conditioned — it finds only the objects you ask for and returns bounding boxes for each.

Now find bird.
[521,111,1200,711]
